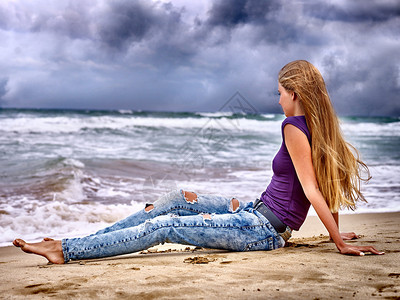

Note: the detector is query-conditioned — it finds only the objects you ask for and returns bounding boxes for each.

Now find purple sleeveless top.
[260,116,311,230]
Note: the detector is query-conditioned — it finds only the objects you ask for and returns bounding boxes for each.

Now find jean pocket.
[244,236,274,251]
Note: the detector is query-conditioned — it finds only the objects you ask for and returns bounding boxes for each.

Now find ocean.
[0,108,399,246]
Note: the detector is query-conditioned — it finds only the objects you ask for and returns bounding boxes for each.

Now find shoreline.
[1,212,399,299]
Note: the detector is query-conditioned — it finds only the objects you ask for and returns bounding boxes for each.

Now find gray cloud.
[29,5,91,39]
[0,78,9,106]
[0,5,9,29]
[207,0,280,27]
[0,0,398,116]
[322,54,400,116]
[305,0,400,23]
[205,0,301,45]
[98,1,167,50]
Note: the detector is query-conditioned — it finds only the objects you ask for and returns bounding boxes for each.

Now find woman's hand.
[340,232,359,240]
[330,232,360,241]
[338,244,385,256]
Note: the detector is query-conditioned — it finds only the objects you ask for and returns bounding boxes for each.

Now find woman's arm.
[330,212,360,241]
[284,124,384,256]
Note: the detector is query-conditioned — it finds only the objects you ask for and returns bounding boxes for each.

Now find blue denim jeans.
[62,189,285,262]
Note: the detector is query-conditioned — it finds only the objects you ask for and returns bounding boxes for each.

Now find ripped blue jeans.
[62,189,285,262]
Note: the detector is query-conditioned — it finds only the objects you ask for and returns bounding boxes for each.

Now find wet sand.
[1,212,399,299]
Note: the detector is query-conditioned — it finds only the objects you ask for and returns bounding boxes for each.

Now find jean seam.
[61,239,70,262]
[245,236,274,251]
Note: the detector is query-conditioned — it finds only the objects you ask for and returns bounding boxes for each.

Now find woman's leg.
[93,189,244,235]
[13,190,248,264]
[62,207,283,263]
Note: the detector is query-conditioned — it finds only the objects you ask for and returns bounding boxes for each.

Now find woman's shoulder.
[282,116,310,141]
[282,115,306,125]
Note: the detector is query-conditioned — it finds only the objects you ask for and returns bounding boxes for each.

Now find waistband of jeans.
[253,199,292,242]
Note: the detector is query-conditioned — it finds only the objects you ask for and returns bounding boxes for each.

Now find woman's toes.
[13,239,25,248]
[43,238,54,241]
[13,239,34,253]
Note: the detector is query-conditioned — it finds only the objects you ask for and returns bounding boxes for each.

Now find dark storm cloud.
[321,54,400,116]
[305,0,400,23]
[205,0,300,45]
[95,1,198,64]
[98,1,165,50]
[0,0,399,116]
[207,0,280,27]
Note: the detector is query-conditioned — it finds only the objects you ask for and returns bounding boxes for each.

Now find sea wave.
[0,109,399,247]
[0,114,284,134]
[0,198,143,247]
[341,121,400,137]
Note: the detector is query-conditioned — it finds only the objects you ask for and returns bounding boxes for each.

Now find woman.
[13,60,384,264]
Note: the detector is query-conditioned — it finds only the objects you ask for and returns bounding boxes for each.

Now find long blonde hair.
[278,60,370,212]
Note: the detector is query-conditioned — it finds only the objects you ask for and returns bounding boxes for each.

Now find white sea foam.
[5,113,397,139]
[0,199,142,247]
[197,112,234,118]
[54,175,86,203]
[118,110,133,114]
[341,121,400,136]
[63,158,85,169]
[0,115,282,134]
[96,188,132,198]
[261,114,276,119]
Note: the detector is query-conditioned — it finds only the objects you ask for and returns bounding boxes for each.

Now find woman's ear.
[291,91,297,101]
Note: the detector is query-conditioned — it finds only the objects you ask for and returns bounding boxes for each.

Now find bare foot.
[13,238,65,264]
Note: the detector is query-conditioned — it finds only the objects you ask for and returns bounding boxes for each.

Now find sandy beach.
[1,212,399,299]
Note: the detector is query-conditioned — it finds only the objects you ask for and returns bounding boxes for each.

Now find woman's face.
[278,83,295,117]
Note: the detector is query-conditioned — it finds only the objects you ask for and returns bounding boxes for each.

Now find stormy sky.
[0,0,399,116]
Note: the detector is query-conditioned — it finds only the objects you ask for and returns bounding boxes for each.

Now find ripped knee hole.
[230,198,239,212]
[145,203,154,212]
[183,191,198,204]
